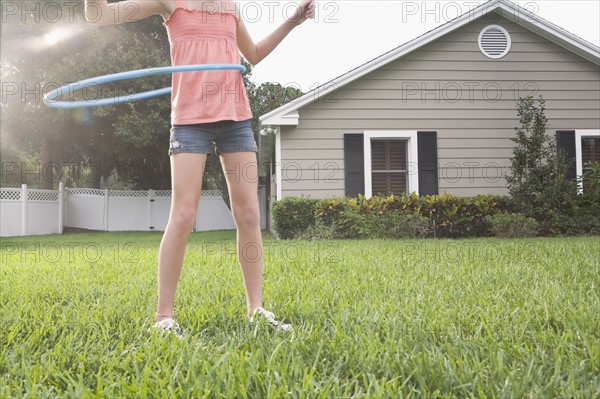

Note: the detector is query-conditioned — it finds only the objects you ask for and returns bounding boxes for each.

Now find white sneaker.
[151,318,183,338]
[250,307,293,332]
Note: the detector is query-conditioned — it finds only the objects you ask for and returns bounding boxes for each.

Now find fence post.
[104,188,109,231]
[58,182,64,234]
[148,189,155,231]
[63,187,69,230]
[21,183,27,236]
[259,188,266,230]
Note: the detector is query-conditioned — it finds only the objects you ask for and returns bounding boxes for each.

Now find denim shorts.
[168,119,258,155]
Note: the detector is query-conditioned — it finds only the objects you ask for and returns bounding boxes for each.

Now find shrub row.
[314,193,511,239]
[272,192,600,240]
[273,193,511,240]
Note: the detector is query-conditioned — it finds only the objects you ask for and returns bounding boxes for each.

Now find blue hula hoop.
[43,64,246,109]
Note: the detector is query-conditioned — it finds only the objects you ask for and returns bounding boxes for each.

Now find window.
[575,130,600,193]
[364,131,419,198]
[371,140,407,196]
[344,132,437,198]
[581,136,600,193]
[582,137,600,167]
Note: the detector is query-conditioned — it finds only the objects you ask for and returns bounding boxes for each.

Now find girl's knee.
[169,204,197,230]
[232,204,260,229]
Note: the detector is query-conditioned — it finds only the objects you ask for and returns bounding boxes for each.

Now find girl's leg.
[220,151,263,316]
[155,153,207,321]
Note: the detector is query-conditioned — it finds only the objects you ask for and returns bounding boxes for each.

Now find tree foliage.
[248,81,303,137]
[2,1,171,189]
[505,96,578,234]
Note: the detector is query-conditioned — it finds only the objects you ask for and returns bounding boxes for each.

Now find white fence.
[0,184,266,237]
[0,184,64,237]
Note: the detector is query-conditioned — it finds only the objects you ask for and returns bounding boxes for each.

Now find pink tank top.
[163,0,252,125]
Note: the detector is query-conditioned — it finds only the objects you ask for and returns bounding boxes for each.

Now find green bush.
[485,213,539,238]
[380,211,431,239]
[309,206,431,240]
[314,197,353,229]
[271,197,319,239]
[272,191,596,239]
[335,207,378,239]
[579,161,600,198]
[505,96,580,236]
[273,194,512,240]
[421,193,508,238]
[293,219,337,240]
[315,199,381,239]
[574,161,600,235]
[469,194,512,235]
[570,193,600,235]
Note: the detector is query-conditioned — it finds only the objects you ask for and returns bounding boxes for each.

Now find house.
[258,0,600,226]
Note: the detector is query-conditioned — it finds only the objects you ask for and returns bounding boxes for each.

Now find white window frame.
[575,129,600,193]
[364,131,419,198]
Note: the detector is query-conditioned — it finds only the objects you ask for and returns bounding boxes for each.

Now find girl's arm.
[84,0,168,26]
[236,0,315,65]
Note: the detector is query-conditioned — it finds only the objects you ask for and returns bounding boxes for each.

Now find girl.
[85,0,315,336]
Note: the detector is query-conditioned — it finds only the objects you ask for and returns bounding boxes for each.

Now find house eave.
[260,110,299,127]
[496,7,600,65]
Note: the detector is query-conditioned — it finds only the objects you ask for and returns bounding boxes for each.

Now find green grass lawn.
[1,231,599,398]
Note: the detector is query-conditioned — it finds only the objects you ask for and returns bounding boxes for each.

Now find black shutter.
[417,131,438,195]
[556,130,576,181]
[344,134,364,197]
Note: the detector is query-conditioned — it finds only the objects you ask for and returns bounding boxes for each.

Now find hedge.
[271,197,320,239]
[272,191,600,239]
[272,193,511,240]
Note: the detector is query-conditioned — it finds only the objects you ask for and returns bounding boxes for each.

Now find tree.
[248,81,303,139]
[1,3,85,189]
[1,1,171,189]
[505,96,577,234]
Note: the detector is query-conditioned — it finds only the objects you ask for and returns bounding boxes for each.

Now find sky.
[241,0,600,92]
[1,1,598,93]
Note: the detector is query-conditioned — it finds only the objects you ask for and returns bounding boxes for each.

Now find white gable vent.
[478,25,511,59]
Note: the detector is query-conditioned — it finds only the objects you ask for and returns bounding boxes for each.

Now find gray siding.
[279,14,600,198]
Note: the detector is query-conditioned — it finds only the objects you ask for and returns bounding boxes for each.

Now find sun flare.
[34,26,83,50]
[44,30,64,46]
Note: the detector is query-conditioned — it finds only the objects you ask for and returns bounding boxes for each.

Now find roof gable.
[260,0,600,126]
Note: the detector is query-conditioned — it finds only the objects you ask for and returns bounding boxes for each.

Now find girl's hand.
[286,0,316,26]
[237,0,316,64]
